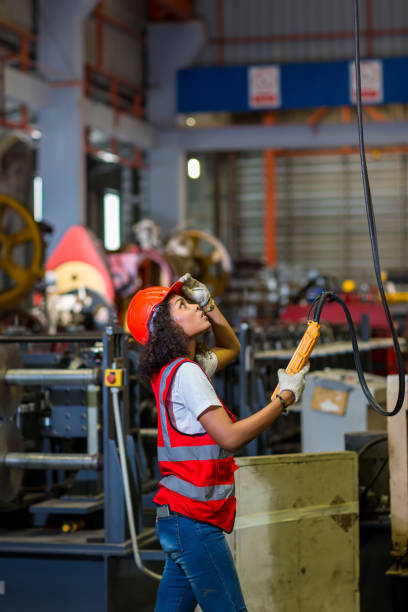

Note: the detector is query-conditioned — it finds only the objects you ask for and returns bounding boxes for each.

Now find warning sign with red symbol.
[350,60,383,104]
[248,66,281,109]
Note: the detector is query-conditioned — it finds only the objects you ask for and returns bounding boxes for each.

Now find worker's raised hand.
[276,362,310,403]
[179,273,212,308]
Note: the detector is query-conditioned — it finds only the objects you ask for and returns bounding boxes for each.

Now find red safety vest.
[151,357,238,532]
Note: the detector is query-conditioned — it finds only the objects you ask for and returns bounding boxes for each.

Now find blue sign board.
[177,57,408,114]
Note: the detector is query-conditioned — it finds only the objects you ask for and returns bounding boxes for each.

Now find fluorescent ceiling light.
[33,176,43,221]
[104,191,121,251]
[187,158,200,179]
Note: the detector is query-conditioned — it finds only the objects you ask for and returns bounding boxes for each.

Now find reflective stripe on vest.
[158,357,185,448]
[154,357,236,515]
[160,475,234,502]
[157,445,231,462]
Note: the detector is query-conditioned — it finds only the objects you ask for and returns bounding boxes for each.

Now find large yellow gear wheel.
[0,195,44,307]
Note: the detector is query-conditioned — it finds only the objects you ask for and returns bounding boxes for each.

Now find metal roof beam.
[176,122,408,151]
[4,66,49,111]
[4,67,156,148]
[84,99,157,149]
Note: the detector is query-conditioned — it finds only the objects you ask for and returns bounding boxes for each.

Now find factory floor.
[111,560,162,611]
[0,554,163,612]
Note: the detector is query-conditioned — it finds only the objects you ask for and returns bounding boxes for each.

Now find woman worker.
[127,274,309,612]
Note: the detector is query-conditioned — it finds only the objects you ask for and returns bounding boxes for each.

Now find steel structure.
[0,328,162,612]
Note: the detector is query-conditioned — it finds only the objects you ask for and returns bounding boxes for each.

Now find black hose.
[357,435,387,457]
[306,295,320,321]
[358,438,389,500]
[360,457,389,500]
[310,291,402,416]
[312,291,332,323]
[279,2,405,416]
[327,0,407,416]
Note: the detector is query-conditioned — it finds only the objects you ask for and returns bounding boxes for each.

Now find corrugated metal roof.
[193,0,408,65]
[0,0,33,33]
[85,0,145,86]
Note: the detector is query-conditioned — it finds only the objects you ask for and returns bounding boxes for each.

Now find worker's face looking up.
[168,294,211,338]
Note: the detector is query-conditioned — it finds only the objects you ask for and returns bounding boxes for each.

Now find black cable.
[360,457,389,500]
[312,291,332,323]
[343,0,406,415]
[312,292,401,416]
[307,294,321,321]
[276,2,404,417]
[357,436,388,500]
[357,435,387,457]
[304,289,400,415]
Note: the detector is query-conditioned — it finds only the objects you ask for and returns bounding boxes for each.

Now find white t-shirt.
[167,351,221,435]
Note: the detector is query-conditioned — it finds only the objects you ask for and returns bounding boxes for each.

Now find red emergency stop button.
[105,369,124,387]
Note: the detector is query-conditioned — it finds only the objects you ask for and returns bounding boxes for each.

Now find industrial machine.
[0,328,161,612]
[42,224,232,333]
[0,194,44,309]
[0,182,233,335]
[299,369,387,453]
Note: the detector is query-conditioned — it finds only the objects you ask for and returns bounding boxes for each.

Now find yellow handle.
[271,320,320,400]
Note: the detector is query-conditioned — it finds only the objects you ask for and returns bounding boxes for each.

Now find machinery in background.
[381,270,408,338]
[345,431,393,612]
[0,134,39,310]
[346,431,389,524]
[246,344,406,610]
[3,189,405,350]
[0,291,406,611]
[44,225,117,332]
[231,322,401,457]
[41,223,233,333]
[0,194,45,309]
[299,369,387,453]
[0,192,233,334]
[164,227,232,298]
[0,328,161,612]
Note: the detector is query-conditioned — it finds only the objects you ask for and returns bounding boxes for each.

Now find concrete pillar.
[146,22,205,238]
[148,132,186,238]
[37,0,98,254]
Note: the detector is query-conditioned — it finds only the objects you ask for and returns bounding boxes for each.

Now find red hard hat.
[126,280,183,345]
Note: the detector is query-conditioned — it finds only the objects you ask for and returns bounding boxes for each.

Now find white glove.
[179,273,212,308]
[276,362,310,403]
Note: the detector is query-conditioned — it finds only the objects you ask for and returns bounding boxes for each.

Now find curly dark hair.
[138,297,208,386]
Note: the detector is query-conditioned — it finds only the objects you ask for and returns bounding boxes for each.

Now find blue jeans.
[154,512,247,612]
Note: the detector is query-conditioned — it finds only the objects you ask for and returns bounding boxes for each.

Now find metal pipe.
[111,387,161,581]
[5,368,100,386]
[87,385,100,455]
[1,453,102,470]
[139,428,158,438]
[0,334,103,343]
[208,27,408,46]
